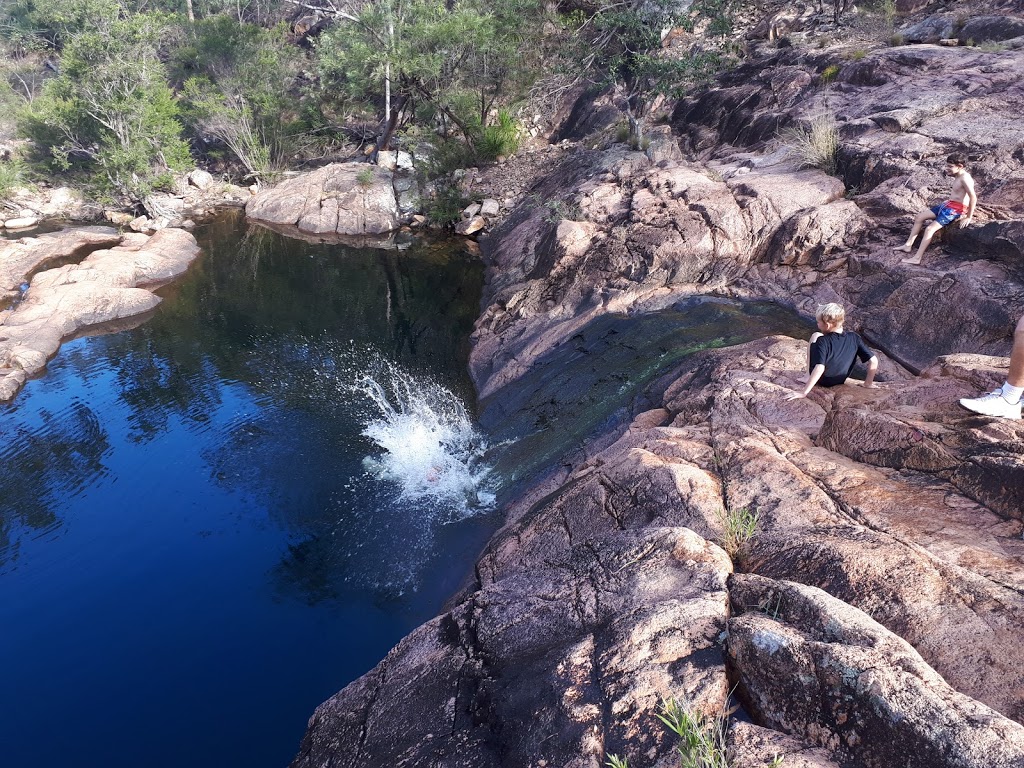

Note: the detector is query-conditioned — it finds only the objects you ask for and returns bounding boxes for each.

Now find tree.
[173,15,302,179]
[20,12,191,199]
[559,0,737,143]
[313,0,543,160]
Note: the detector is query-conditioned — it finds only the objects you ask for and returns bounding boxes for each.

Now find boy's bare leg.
[1009,315,1024,388]
[901,221,943,265]
[895,209,934,253]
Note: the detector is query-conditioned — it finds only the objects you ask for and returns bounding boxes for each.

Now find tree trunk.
[370,93,408,162]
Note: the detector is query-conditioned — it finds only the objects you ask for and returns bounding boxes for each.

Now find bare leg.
[895,209,935,253]
[901,221,943,265]
[1009,314,1024,388]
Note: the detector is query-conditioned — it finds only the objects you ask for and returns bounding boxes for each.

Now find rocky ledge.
[293,337,1024,767]
[0,227,201,401]
[291,6,1024,767]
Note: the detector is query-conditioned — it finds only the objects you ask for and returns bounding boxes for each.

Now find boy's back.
[810,331,874,387]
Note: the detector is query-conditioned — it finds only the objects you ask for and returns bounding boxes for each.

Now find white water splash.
[355,363,495,517]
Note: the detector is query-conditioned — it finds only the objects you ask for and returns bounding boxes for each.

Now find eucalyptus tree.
[311,0,543,160]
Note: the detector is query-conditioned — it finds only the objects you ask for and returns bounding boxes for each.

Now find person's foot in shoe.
[959,390,1023,420]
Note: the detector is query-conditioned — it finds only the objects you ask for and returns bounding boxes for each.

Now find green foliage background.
[0,0,740,201]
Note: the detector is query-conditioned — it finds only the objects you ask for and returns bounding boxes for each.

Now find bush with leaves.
[315,0,543,162]
[19,12,191,201]
[172,15,303,179]
[557,0,735,143]
[0,0,121,51]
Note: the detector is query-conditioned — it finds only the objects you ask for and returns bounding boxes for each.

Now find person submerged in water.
[894,153,977,265]
[785,303,879,400]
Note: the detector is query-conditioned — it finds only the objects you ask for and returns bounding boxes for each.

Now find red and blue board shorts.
[930,201,964,227]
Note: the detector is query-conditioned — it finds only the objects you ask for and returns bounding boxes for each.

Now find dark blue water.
[0,212,496,768]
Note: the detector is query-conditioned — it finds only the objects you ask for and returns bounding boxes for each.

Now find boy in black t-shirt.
[786,303,878,400]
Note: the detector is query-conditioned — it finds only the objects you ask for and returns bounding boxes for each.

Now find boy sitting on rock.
[786,303,878,400]
[894,152,977,265]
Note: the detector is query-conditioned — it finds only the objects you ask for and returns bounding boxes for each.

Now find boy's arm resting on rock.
[964,176,977,224]
[863,355,879,388]
[787,364,825,400]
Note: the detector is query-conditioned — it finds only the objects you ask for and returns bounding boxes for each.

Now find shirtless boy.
[785,303,878,400]
[895,153,977,265]
[958,313,1024,420]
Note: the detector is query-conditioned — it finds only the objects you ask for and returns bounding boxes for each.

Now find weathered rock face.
[0,227,121,297]
[293,333,1024,767]
[246,163,400,237]
[0,227,201,401]
[728,574,1024,768]
[294,521,735,768]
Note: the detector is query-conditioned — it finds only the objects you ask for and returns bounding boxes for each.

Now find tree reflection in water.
[0,401,110,570]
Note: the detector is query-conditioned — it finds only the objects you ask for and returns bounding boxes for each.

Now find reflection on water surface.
[0,211,494,768]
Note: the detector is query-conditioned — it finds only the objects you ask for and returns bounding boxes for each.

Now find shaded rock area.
[246,163,401,237]
[0,227,200,400]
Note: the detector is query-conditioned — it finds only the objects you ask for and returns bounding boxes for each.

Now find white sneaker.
[959,390,1022,420]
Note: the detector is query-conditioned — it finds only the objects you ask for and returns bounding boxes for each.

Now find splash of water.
[355,362,496,517]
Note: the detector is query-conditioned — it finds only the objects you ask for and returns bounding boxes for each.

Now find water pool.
[0,211,496,768]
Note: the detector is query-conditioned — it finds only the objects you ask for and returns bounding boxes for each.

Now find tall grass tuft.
[657,698,730,768]
[479,109,523,161]
[780,112,839,176]
[0,158,27,198]
[716,505,759,565]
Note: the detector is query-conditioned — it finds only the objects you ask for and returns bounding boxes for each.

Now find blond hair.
[816,303,845,326]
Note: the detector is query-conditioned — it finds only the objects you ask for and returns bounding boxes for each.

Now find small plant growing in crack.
[355,166,375,189]
[657,697,731,768]
[606,754,630,768]
[716,505,759,564]
[759,590,784,620]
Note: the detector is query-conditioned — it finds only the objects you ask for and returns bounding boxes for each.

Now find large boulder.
[729,574,1024,768]
[246,163,400,237]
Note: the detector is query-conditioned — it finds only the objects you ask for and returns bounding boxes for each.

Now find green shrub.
[848,48,867,60]
[0,157,28,197]
[478,109,522,161]
[173,17,302,178]
[820,64,841,84]
[19,12,191,200]
[543,198,582,223]
[716,505,759,561]
[779,112,840,176]
[657,698,730,768]
[355,166,374,188]
[425,183,467,227]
